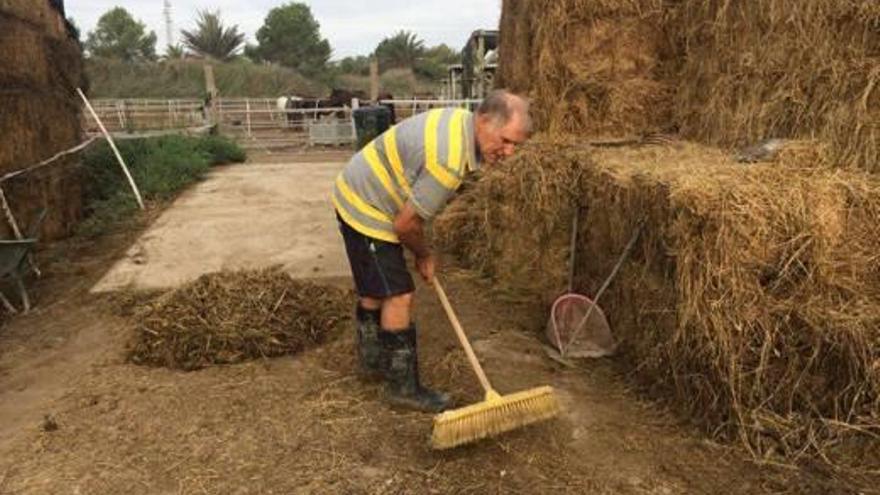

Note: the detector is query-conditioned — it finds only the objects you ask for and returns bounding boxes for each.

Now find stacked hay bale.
[668,0,880,172]
[497,0,672,138]
[498,0,879,172]
[441,0,880,473]
[437,139,880,470]
[0,0,85,238]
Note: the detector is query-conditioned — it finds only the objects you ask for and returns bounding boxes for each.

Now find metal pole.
[246,98,252,138]
[0,187,23,239]
[77,88,145,210]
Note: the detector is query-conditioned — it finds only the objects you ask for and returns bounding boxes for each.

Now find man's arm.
[393,201,435,282]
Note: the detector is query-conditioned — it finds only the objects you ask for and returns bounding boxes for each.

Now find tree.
[85,7,157,61]
[165,44,185,60]
[415,44,460,80]
[180,10,245,61]
[374,31,425,70]
[251,3,331,76]
[335,55,371,76]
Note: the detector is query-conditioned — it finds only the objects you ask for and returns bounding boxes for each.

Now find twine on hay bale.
[435,136,880,470]
[127,269,352,371]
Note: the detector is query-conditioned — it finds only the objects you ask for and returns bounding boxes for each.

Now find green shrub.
[195,135,247,165]
[79,134,246,236]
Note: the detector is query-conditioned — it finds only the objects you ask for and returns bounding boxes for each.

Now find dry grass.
[436,137,880,474]
[125,269,353,371]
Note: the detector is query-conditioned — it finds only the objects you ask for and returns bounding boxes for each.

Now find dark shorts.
[337,214,415,299]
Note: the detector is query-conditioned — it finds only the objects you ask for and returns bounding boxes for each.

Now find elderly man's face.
[475,112,530,165]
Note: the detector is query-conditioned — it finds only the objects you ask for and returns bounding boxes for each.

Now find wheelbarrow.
[0,209,47,314]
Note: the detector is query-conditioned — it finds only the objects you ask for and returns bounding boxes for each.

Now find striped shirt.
[332,108,480,243]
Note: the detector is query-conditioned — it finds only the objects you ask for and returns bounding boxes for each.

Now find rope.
[0,136,98,184]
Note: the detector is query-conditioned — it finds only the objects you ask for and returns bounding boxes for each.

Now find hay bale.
[0,21,50,88]
[435,137,880,468]
[0,91,81,175]
[497,0,673,138]
[667,0,880,172]
[127,269,353,371]
[0,1,85,240]
[0,0,69,39]
[498,0,880,172]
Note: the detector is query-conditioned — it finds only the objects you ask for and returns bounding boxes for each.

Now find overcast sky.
[66,1,501,59]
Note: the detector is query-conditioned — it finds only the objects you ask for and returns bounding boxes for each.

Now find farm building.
[0,0,85,239]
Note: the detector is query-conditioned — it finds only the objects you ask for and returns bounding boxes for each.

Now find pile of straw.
[128,269,352,371]
[436,138,880,469]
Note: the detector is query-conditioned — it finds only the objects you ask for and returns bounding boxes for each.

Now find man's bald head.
[477,90,533,133]
[474,90,532,165]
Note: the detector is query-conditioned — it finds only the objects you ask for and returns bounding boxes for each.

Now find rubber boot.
[356,305,383,379]
[379,325,452,413]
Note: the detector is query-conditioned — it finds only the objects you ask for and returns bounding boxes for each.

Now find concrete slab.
[92,160,352,291]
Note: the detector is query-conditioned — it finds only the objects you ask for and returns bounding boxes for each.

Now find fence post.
[370,57,379,103]
[203,64,218,127]
[246,98,252,138]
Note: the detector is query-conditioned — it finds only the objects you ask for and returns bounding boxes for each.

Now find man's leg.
[355,297,383,379]
[379,293,411,330]
[377,292,450,413]
[338,217,386,379]
[337,216,450,412]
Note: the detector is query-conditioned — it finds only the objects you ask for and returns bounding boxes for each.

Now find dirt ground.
[0,154,859,494]
[93,155,351,292]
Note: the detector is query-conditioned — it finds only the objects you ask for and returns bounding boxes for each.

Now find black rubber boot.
[379,325,452,413]
[356,305,383,379]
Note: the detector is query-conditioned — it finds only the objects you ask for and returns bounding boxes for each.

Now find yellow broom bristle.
[431,386,561,450]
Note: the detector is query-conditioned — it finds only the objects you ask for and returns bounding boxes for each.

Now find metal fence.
[81,98,206,134]
[81,97,484,150]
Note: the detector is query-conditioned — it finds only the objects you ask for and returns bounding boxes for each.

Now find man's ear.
[474,113,490,129]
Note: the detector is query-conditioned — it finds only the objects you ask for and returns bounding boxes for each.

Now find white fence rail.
[82,98,206,134]
[82,97,485,149]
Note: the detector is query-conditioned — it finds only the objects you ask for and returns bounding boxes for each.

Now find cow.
[377,92,396,124]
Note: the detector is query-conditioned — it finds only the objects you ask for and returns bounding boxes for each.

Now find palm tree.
[165,44,185,60]
[180,10,244,61]
[374,30,426,70]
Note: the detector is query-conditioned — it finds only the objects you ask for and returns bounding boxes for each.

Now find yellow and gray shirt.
[333,108,480,243]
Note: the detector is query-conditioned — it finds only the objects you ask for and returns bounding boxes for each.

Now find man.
[333,90,532,412]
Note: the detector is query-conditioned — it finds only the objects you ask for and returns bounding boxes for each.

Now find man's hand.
[415,254,436,283]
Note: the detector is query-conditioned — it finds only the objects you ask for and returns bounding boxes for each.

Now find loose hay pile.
[128,269,352,371]
[436,138,880,471]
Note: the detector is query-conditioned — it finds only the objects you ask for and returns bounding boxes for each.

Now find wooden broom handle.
[432,277,495,394]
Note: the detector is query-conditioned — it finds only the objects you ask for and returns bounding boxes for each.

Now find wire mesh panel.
[308,120,355,146]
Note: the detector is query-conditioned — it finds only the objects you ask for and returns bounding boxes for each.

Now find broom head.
[431,385,561,449]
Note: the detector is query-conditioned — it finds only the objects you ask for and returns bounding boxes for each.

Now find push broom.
[431,277,561,449]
